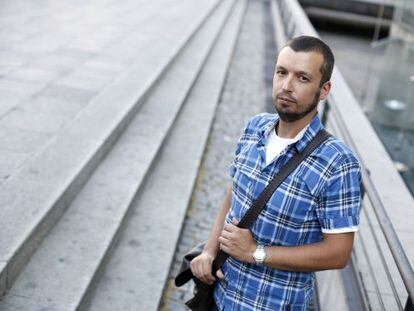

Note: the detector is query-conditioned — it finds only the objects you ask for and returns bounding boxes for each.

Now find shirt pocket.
[233,143,257,175]
[231,145,256,198]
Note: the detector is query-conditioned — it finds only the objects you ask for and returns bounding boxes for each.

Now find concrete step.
[0,0,220,299]
[87,1,246,310]
[0,0,236,310]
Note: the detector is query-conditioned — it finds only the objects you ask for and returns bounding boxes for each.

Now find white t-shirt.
[265,125,308,166]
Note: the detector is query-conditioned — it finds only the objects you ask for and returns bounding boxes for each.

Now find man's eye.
[277,71,285,75]
[299,76,309,82]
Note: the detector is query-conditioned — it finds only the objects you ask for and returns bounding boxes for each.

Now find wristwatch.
[252,244,266,265]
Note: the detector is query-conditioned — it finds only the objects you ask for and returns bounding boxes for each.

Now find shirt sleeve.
[316,155,362,234]
[228,116,258,178]
[229,138,243,178]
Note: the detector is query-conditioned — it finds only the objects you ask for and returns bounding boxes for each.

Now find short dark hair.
[285,36,334,86]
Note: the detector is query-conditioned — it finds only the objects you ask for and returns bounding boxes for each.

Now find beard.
[274,89,321,122]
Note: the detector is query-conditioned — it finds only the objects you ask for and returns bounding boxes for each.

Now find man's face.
[272,47,330,122]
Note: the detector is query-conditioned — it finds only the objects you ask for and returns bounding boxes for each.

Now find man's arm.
[203,184,232,256]
[262,232,354,271]
[190,184,232,284]
[219,223,355,271]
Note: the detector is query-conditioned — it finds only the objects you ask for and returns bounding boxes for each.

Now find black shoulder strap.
[212,128,331,274]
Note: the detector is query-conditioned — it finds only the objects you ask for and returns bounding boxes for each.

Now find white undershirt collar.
[264,124,309,166]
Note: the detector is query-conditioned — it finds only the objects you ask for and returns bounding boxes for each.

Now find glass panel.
[367,0,414,195]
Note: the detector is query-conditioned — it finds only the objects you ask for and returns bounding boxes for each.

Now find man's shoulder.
[317,134,361,173]
[306,135,361,196]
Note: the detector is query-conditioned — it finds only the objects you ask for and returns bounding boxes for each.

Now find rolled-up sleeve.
[316,155,362,233]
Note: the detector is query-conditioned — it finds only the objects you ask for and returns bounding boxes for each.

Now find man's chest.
[230,142,326,245]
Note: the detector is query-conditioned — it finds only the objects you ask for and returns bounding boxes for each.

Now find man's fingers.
[220,244,231,254]
[202,259,215,284]
[218,235,230,246]
[223,223,238,232]
[190,255,215,284]
[223,218,240,232]
[190,263,200,281]
[190,255,226,284]
[220,230,233,239]
[216,269,224,279]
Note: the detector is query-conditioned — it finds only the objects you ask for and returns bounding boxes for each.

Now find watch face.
[255,249,265,260]
[254,248,265,261]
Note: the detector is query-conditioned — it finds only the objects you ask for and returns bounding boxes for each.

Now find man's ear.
[319,81,331,101]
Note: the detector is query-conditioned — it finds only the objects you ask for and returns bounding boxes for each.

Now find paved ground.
[159,7,406,311]
[0,0,212,184]
[159,0,275,309]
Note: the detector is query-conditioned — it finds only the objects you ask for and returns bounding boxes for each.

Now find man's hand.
[190,251,224,285]
[218,218,256,264]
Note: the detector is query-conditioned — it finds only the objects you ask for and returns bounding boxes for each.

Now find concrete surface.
[160,0,271,309]
[0,0,233,309]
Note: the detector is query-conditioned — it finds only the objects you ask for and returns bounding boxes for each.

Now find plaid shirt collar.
[258,112,324,153]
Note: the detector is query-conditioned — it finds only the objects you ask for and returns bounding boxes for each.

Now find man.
[190,36,361,310]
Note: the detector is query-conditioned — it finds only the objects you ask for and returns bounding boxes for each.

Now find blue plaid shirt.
[213,113,361,311]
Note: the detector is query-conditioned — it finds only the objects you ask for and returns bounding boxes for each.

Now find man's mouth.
[277,96,296,104]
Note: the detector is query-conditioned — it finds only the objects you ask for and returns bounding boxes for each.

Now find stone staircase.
[0,0,247,309]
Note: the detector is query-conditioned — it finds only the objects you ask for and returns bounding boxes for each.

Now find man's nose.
[282,75,294,92]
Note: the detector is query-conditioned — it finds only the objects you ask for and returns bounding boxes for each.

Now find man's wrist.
[244,242,256,264]
[203,244,219,258]
[252,244,267,265]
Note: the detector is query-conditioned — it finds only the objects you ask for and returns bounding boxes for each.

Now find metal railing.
[272,0,414,310]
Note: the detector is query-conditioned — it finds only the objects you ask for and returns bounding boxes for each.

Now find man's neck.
[276,111,317,139]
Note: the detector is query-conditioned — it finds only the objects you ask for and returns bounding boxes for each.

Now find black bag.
[175,242,215,310]
[174,129,331,311]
